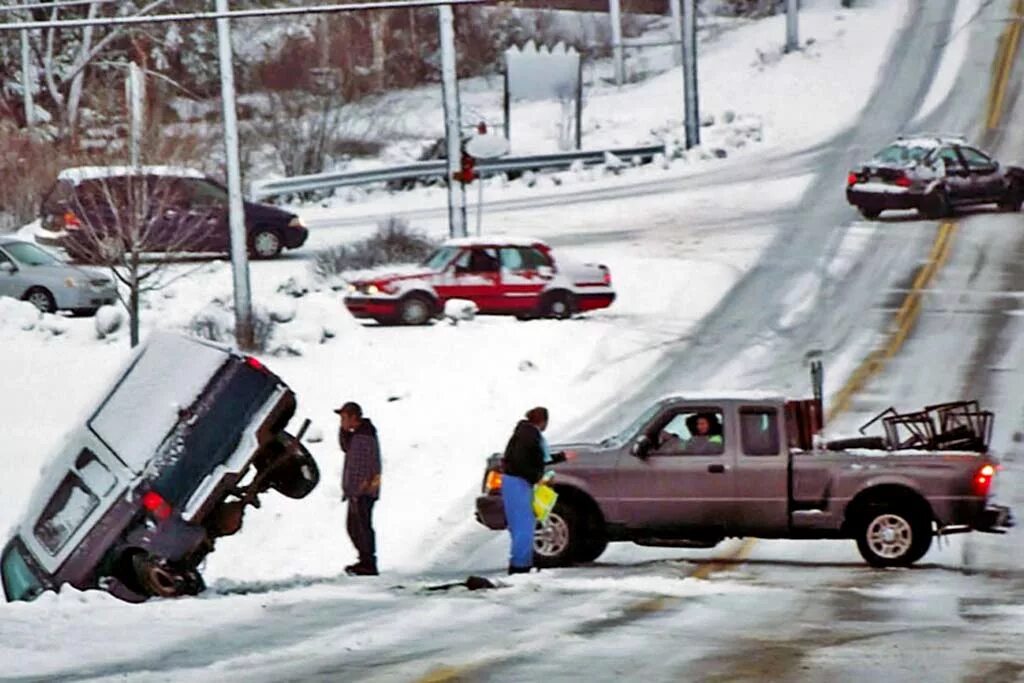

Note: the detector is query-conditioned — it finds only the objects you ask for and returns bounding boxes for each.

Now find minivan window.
[1,539,45,602]
[33,473,99,555]
[75,449,116,496]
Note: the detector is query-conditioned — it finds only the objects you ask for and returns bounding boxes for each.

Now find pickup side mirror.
[0,261,16,274]
[632,434,651,459]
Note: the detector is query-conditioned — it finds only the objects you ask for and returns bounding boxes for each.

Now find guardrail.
[250,143,668,200]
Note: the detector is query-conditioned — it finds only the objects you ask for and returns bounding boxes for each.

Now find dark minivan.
[1,332,319,603]
[40,166,308,261]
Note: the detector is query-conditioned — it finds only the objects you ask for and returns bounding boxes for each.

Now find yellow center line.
[414,6,1024,681]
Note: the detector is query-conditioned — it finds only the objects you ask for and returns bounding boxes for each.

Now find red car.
[343,237,615,325]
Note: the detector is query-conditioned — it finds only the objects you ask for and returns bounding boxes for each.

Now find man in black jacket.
[501,407,569,574]
[337,401,381,576]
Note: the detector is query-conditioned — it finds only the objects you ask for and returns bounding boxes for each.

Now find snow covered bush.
[312,218,439,281]
[94,305,125,339]
[0,297,41,332]
[187,302,277,353]
[444,299,479,325]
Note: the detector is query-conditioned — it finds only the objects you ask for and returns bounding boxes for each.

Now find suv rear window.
[33,473,99,555]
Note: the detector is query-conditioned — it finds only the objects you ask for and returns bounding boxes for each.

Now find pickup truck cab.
[1,332,319,603]
[475,394,1013,568]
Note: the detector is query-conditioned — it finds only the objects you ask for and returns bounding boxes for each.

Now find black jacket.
[340,419,381,500]
[502,420,566,484]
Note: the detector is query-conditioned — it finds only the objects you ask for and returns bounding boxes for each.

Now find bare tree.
[65,171,210,346]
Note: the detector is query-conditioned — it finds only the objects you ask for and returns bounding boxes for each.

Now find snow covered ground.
[0,0,940,679]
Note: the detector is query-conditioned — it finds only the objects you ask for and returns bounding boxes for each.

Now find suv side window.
[33,473,99,555]
[182,179,228,207]
[520,248,551,269]
[653,409,725,455]
[456,247,500,274]
[499,247,525,271]
[740,408,780,456]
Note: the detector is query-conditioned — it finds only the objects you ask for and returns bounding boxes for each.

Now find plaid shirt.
[340,420,381,500]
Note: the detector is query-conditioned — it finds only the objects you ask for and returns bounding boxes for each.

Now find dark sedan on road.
[846,135,1024,219]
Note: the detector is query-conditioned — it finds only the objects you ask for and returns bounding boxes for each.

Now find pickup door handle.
[707,464,726,474]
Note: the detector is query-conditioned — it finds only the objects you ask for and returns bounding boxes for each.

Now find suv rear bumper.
[475,494,507,530]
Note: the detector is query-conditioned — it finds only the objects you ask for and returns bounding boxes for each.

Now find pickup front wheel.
[855,506,932,568]
[534,501,583,568]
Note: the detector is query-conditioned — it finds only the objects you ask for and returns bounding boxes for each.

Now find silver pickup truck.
[475,394,1013,568]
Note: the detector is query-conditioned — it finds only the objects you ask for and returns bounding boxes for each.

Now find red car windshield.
[422,246,460,270]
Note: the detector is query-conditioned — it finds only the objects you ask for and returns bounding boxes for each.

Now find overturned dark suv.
[1,332,319,603]
[846,135,1024,219]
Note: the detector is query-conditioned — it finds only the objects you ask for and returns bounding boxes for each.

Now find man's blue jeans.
[502,474,535,569]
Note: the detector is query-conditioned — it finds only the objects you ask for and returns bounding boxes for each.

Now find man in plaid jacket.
[337,401,381,576]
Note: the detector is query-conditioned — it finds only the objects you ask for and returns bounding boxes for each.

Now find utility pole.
[608,0,624,86]
[681,0,699,149]
[668,0,682,66]
[126,62,144,169]
[20,28,34,132]
[785,0,799,53]
[438,4,466,238]
[215,0,254,349]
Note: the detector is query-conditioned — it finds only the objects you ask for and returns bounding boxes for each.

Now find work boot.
[345,562,379,576]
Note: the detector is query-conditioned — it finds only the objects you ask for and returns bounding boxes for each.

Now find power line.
[0,0,489,32]
[0,0,124,14]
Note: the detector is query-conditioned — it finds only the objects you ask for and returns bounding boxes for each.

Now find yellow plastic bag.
[533,483,558,524]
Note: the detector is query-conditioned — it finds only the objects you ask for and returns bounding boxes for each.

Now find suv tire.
[858,206,881,220]
[854,504,932,568]
[132,554,199,598]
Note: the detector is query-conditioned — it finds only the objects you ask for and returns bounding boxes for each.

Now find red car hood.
[349,267,437,286]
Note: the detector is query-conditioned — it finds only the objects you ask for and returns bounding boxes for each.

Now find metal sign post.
[465,123,510,236]
[785,0,799,53]
[609,0,624,86]
[126,62,144,169]
[438,4,467,238]
[215,0,254,350]
[681,0,699,149]
[20,28,34,132]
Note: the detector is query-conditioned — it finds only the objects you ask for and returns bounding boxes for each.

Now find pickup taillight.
[973,464,996,497]
[484,470,503,493]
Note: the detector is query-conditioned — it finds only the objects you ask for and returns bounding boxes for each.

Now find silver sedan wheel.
[535,511,570,558]
[867,513,913,559]
[27,290,55,313]
[253,231,281,258]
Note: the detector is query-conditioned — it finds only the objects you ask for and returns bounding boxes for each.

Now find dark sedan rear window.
[872,144,930,164]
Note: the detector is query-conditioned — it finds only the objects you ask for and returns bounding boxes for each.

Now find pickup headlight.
[288,217,305,230]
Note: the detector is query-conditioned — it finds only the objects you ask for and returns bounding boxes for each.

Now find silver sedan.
[0,237,117,315]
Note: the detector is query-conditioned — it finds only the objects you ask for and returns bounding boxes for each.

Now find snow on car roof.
[890,134,966,148]
[650,390,787,403]
[443,236,548,248]
[57,166,206,185]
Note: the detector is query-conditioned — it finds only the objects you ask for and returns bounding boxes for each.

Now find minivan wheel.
[251,229,283,259]
[23,287,57,314]
[855,505,932,568]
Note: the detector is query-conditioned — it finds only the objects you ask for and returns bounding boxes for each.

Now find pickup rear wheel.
[855,506,932,568]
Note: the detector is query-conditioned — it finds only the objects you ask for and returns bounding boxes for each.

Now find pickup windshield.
[593,402,664,448]
[1,538,45,602]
